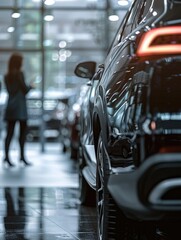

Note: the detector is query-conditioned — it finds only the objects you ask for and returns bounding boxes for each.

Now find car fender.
[93,90,109,149]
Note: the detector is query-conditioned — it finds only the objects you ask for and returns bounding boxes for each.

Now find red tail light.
[137,26,181,57]
[159,146,181,153]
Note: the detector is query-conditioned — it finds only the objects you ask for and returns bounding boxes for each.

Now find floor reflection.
[4,188,28,240]
[0,187,97,240]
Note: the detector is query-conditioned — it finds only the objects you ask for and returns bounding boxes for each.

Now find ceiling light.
[108,14,119,22]
[108,8,119,22]
[44,0,55,5]
[44,12,54,21]
[44,15,54,21]
[11,11,21,18]
[7,27,15,33]
[118,0,129,6]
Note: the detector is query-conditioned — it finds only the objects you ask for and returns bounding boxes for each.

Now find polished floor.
[0,140,97,240]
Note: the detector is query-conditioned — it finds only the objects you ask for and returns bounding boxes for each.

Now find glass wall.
[0,0,131,150]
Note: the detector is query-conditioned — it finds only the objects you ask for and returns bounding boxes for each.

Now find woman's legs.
[19,121,31,165]
[4,120,31,166]
[5,121,16,160]
[19,120,27,160]
[4,121,16,166]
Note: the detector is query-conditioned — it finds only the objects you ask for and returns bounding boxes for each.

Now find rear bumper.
[108,153,181,221]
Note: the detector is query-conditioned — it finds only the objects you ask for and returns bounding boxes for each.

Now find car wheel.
[96,132,158,240]
[96,132,124,239]
[79,154,96,206]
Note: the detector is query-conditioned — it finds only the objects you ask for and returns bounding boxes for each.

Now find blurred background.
[0,0,132,154]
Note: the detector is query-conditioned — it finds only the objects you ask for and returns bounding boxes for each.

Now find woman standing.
[3,53,34,167]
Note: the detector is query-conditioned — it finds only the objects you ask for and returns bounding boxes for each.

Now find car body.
[75,0,181,239]
[75,61,102,205]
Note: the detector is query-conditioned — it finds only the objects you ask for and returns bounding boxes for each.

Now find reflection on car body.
[75,0,181,239]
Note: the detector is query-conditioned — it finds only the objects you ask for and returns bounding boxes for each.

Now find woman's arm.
[19,72,33,94]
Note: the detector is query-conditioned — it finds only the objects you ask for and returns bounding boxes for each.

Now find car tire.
[96,132,158,240]
[79,171,96,206]
[79,153,96,206]
[96,132,124,239]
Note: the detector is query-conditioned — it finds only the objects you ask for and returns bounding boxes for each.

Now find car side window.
[111,10,130,48]
[142,0,165,23]
[142,0,154,18]
[135,0,154,25]
[111,0,140,48]
[110,0,155,48]
[121,0,143,40]
[121,0,153,40]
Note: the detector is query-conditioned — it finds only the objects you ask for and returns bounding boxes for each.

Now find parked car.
[67,85,89,159]
[75,0,181,239]
[27,90,70,141]
[75,62,102,203]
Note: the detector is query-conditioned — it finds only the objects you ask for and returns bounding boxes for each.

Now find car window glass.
[121,0,145,40]
[111,0,139,48]
[143,0,165,22]
[121,2,138,40]
[136,0,154,25]
[121,0,154,40]
[142,0,154,18]
[111,0,152,47]
[111,10,130,48]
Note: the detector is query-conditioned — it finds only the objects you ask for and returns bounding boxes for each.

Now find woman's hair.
[8,52,23,73]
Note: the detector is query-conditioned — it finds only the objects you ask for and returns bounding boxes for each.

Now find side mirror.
[74,61,96,79]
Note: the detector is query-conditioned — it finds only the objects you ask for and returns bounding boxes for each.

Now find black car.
[75,0,181,239]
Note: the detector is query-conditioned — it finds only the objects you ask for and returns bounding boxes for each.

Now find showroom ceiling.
[0,0,132,49]
[0,0,132,91]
